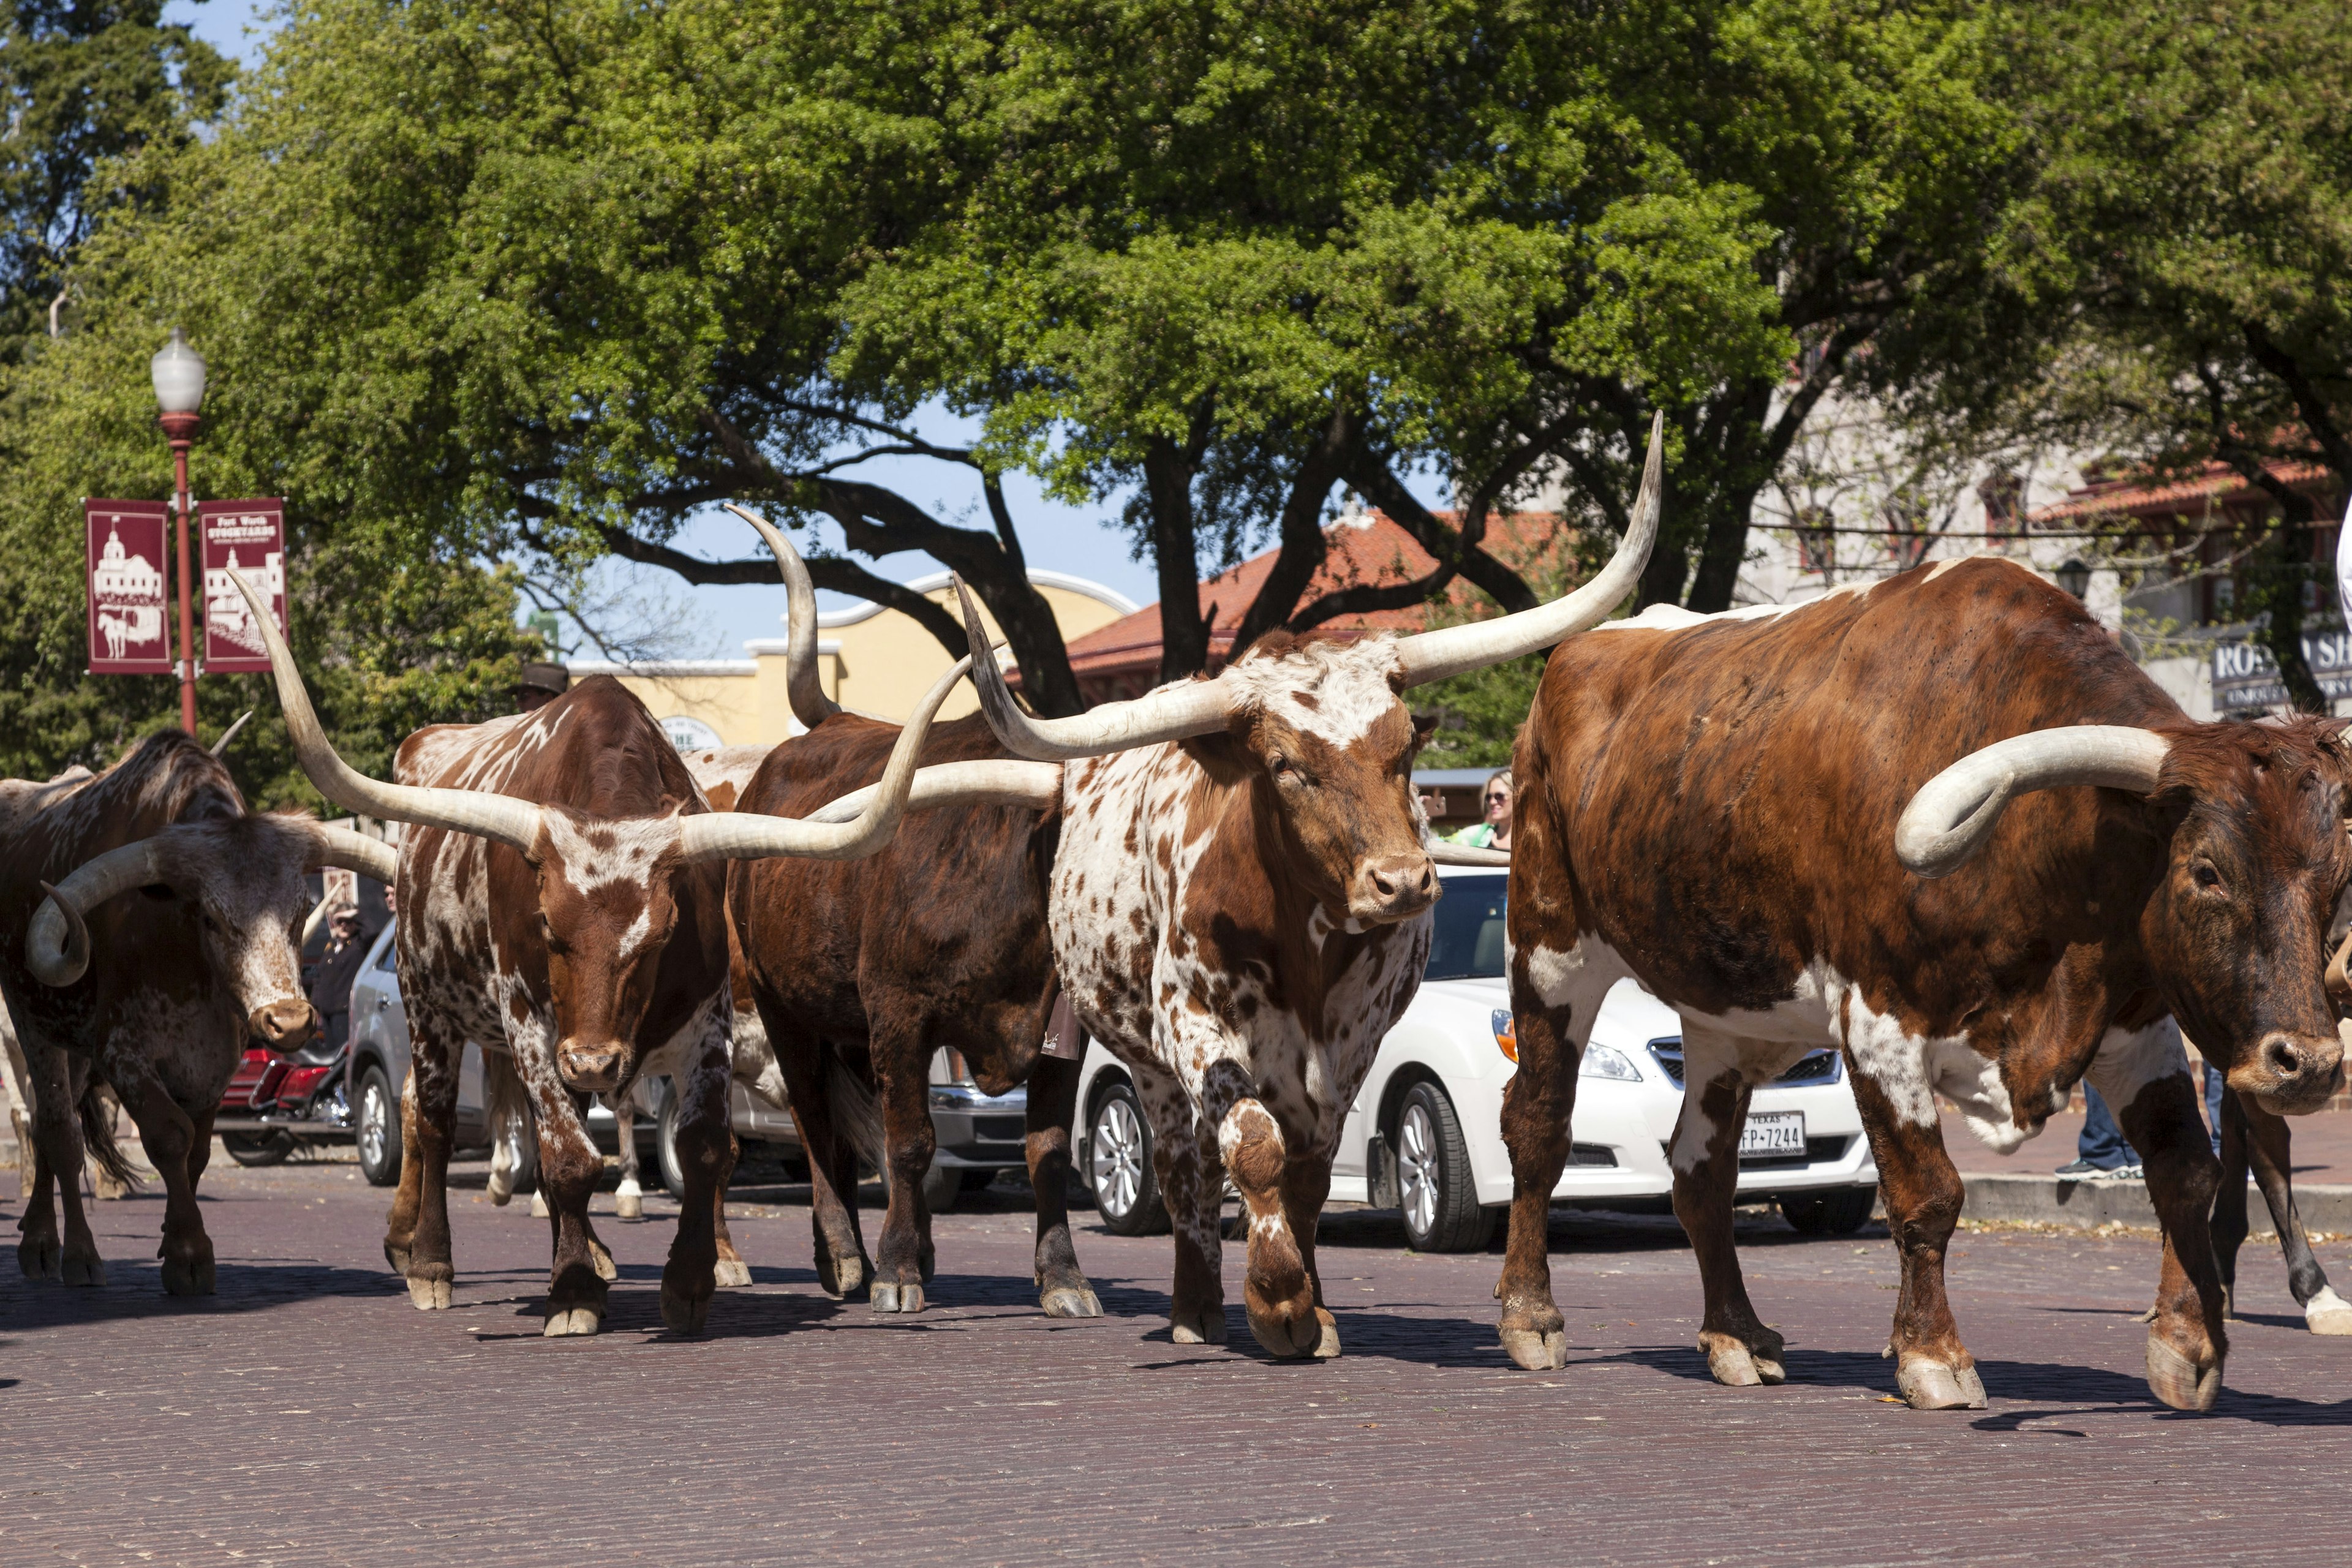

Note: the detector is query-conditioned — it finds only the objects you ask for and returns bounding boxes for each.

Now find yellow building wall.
[580,575,1133,746]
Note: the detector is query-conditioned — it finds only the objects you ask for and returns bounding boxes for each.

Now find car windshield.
[1425,874,1507,981]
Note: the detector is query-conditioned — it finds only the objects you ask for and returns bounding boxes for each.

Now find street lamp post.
[151,327,207,734]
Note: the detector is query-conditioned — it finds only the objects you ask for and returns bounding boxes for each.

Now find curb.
[1961,1171,2352,1232]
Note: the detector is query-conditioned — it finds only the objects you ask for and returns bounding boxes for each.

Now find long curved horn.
[25,841,167,986]
[676,656,972,862]
[228,570,545,856]
[807,760,1063,824]
[210,710,253,756]
[1896,726,2170,878]
[307,825,399,884]
[1428,842,1510,867]
[724,502,842,728]
[1392,411,1665,688]
[954,578,1235,761]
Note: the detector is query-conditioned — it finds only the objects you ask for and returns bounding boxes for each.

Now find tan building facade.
[573,569,1137,747]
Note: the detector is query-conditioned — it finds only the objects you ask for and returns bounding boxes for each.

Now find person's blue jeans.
[2078,1082,2139,1169]
[2203,1059,2226,1158]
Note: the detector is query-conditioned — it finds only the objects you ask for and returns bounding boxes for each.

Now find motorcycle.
[216,1035,354,1166]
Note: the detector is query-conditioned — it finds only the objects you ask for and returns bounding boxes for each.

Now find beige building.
[572,568,1137,747]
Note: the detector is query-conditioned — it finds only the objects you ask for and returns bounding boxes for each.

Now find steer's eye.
[2193,862,2223,890]
[1269,754,1294,779]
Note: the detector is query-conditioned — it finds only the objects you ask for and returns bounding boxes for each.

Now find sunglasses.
[1483,793,1509,804]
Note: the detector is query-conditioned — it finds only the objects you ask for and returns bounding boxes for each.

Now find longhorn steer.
[1492,554,2350,1411]
[0,731,393,1293]
[954,426,1658,1356]
[719,510,1095,1316]
[230,573,954,1336]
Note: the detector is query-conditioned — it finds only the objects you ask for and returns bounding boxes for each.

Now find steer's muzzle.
[557,1042,627,1094]
[2231,1030,2348,1116]
[1349,853,1439,925]
[250,999,318,1052]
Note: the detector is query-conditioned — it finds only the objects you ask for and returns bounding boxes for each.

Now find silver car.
[347,922,1031,1211]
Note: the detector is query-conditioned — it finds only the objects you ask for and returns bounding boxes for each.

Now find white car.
[1074,864,1879,1251]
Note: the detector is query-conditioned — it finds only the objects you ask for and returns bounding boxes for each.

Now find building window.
[1882,496,1932,571]
[1978,473,2024,537]
[1794,508,1835,579]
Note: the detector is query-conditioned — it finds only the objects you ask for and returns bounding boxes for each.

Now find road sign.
[85,500,173,674]
[198,500,288,673]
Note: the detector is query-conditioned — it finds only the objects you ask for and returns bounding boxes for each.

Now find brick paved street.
[4,1154,2350,1568]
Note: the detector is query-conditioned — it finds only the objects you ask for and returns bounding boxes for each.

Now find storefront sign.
[84,499,173,674]
[2211,628,2352,713]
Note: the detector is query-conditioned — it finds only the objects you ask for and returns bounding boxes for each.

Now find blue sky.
[162,0,1445,658]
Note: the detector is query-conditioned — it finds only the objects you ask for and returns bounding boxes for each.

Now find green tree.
[0,1,231,353]
[1966,0,2352,711]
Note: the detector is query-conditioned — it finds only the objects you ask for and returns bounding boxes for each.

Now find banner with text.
[84,499,173,674]
[199,500,288,672]
[2211,628,2352,714]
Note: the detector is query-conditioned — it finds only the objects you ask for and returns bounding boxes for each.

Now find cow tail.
[822,1051,888,1175]
[78,1081,141,1193]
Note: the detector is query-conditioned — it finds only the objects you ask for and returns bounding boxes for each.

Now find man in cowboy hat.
[515,661,570,713]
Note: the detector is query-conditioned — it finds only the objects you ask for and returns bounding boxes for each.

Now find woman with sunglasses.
[1445,768,1513,851]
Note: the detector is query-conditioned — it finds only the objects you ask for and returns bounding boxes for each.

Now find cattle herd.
[4,413,2349,1415]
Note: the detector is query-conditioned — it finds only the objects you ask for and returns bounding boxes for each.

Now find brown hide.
[1520,557,2347,1108]
[727,710,1092,1311]
[394,676,728,1096]
[0,731,325,1295]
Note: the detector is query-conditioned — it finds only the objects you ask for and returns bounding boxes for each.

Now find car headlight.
[1580,1043,1641,1082]
[1490,1008,1517,1063]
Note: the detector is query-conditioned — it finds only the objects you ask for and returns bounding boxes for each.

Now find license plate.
[1740,1110,1806,1157]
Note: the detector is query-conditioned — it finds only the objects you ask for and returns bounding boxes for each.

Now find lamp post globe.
[152,326,206,734]
[151,325,207,417]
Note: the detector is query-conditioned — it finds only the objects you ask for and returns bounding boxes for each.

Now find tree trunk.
[1142,437,1215,683]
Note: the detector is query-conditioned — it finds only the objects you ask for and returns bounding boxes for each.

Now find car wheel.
[655,1080,690,1200]
[355,1067,402,1187]
[1779,1187,1877,1236]
[222,1131,295,1168]
[1395,1080,1494,1253]
[1088,1079,1169,1236]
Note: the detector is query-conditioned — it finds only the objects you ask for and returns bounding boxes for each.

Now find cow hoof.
[160,1254,216,1297]
[661,1287,710,1335]
[62,1250,105,1287]
[1499,1327,1569,1371]
[488,1177,514,1208]
[2146,1336,2222,1412]
[18,1236,61,1281]
[1896,1357,1988,1411]
[714,1258,753,1289]
[406,1273,454,1311]
[384,1243,411,1276]
[615,1182,644,1221]
[543,1305,603,1337]
[589,1239,618,1283]
[1170,1306,1227,1344]
[529,1190,550,1218]
[1246,1305,1324,1360]
[1313,1306,1341,1359]
[817,1253,864,1299]
[2304,1287,2352,1335]
[1040,1285,1104,1319]
[871,1280,925,1314]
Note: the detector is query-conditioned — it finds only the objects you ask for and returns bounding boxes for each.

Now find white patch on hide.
[1219,637,1408,748]
[2083,1016,2189,1117]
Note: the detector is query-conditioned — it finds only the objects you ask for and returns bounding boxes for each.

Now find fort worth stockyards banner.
[85,499,174,675]
[198,500,288,673]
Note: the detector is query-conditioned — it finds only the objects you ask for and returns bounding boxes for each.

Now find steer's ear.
[1410,710,1440,753]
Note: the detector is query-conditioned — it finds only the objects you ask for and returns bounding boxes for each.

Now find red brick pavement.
[4,1155,2351,1567]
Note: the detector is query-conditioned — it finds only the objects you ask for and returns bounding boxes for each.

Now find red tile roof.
[1058,511,1573,700]
[2029,458,2331,523]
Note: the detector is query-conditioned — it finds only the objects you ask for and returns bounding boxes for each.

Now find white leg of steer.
[1192,1049,1335,1361]
[508,1011,614,1336]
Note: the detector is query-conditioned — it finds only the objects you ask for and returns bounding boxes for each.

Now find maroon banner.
[85,499,173,674]
[199,499,288,673]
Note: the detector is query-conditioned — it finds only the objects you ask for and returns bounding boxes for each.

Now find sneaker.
[2054,1159,2101,1177]
[2106,1163,2144,1182]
